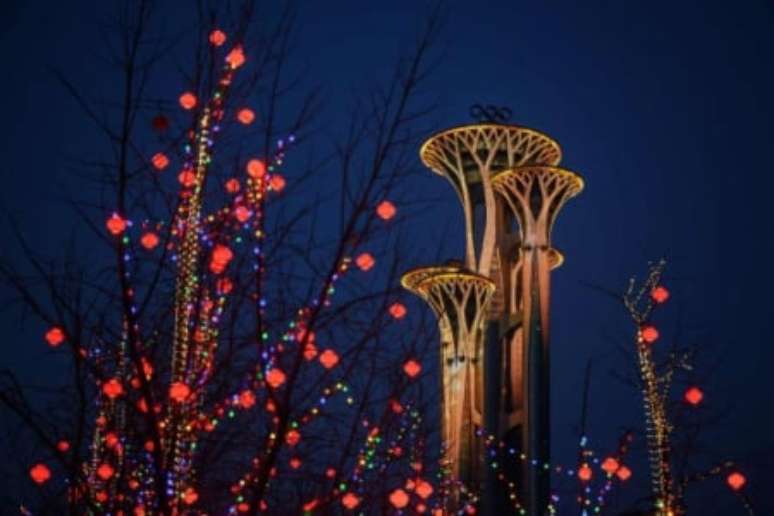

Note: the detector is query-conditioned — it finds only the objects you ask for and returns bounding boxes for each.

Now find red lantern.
[29,463,51,484]
[341,492,360,509]
[376,200,396,220]
[239,389,256,409]
[601,457,619,475]
[727,471,746,491]
[289,457,302,469]
[266,368,286,389]
[389,488,409,509]
[97,463,114,481]
[225,178,241,193]
[246,159,266,179]
[105,432,119,449]
[651,285,670,304]
[209,29,226,47]
[45,327,65,347]
[684,386,704,406]
[303,343,318,361]
[389,302,407,319]
[640,325,659,344]
[183,487,199,505]
[319,349,339,369]
[356,253,375,272]
[234,206,251,223]
[415,479,433,499]
[285,429,301,446]
[106,214,127,236]
[615,465,632,481]
[169,382,191,403]
[102,378,124,399]
[217,278,234,295]
[179,92,197,110]
[578,464,592,482]
[151,152,169,171]
[226,46,245,69]
[403,359,421,378]
[237,108,255,125]
[178,169,196,188]
[57,440,70,452]
[270,174,286,192]
[210,245,234,274]
[140,232,159,250]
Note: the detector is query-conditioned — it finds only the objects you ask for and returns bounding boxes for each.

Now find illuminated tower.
[403,109,582,513]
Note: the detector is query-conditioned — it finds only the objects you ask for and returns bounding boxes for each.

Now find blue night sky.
[1,1,773,513]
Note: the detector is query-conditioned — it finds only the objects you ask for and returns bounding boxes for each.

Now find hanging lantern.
[389,302,407,319]
[318,349,339,369]
[578,464,593,482]
[341,492,360,509]
[234,206,252,223]
[289,457,302,469]
[239,389,256,409]
[601,457,620,475]
[355,253,375,271]
[246,159,266,179]
[684,386,704,406]
[651,285,670,304]
[266,368,286,388]
[640,325,659,344]
[178,169,197,188]
[270,174,286,192]
[106,214,127,236]
[151,152,169,171]
[226,46,246,69]
[225,178,241,193]
[45,327,65,347]
[169,382,191,403]
[29,463,51,484]
[285,429,301,446]
[237,108,255,125]
[102,378,124,399]
[389,489,409,509]
[303,343,318,361]
[57,440,70,453]
[376,200,396,220]
[403,359,421,378]
[209,29,226,47]
[209,245,234,274]
[179,92,197,110]
[183,487,199,505]
[217,278,234,295]
[97,463,114,481]
[615,465,632,481]
[415,479,433,499]
[140,232,159,250]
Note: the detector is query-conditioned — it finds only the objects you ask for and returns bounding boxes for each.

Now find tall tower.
[403,113,583,513]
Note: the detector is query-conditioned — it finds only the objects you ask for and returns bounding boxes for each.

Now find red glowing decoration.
[106,214,127,236]
[45,326,65,347]
[140,232,159,250]
[285,429,301,446]
[237,108,255,125]
[415,479,434,499]
[234,206,251,223]
[102,378,124,399]
[270,174,286,192]
[217,277,234,294]
[684,386,704,406]
[151,152,169,171]
[326,468,336,478]
[319,349,339,369]
[226,46,245,69]
[342,492,360,509]
[105,432,119,449]
[178,169,197,188]
[389,488,409,509]
[651,285,670,304]
[225,178,241,193]
[578,463,593,482]
[389,302,407,319]
[356,253,375,271]
[289,457,302,469]
[57,440,70,452]
[727,471,746,491]
[210,245,234,274]
[376,200,396,220]
[601,457,620,475]
[183,487,199,505]
[266,368,286,388]
[304,343,318,360]
[246,159,266,179]
[640,325,659,344]
[239,389,256,409]
[179,92,197,110]
[615,465,632,481]
[209,29,226,47]
[97,463,114,481]
[403,359,422,378]
[169,382,191,403]
[29,463,51,484]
